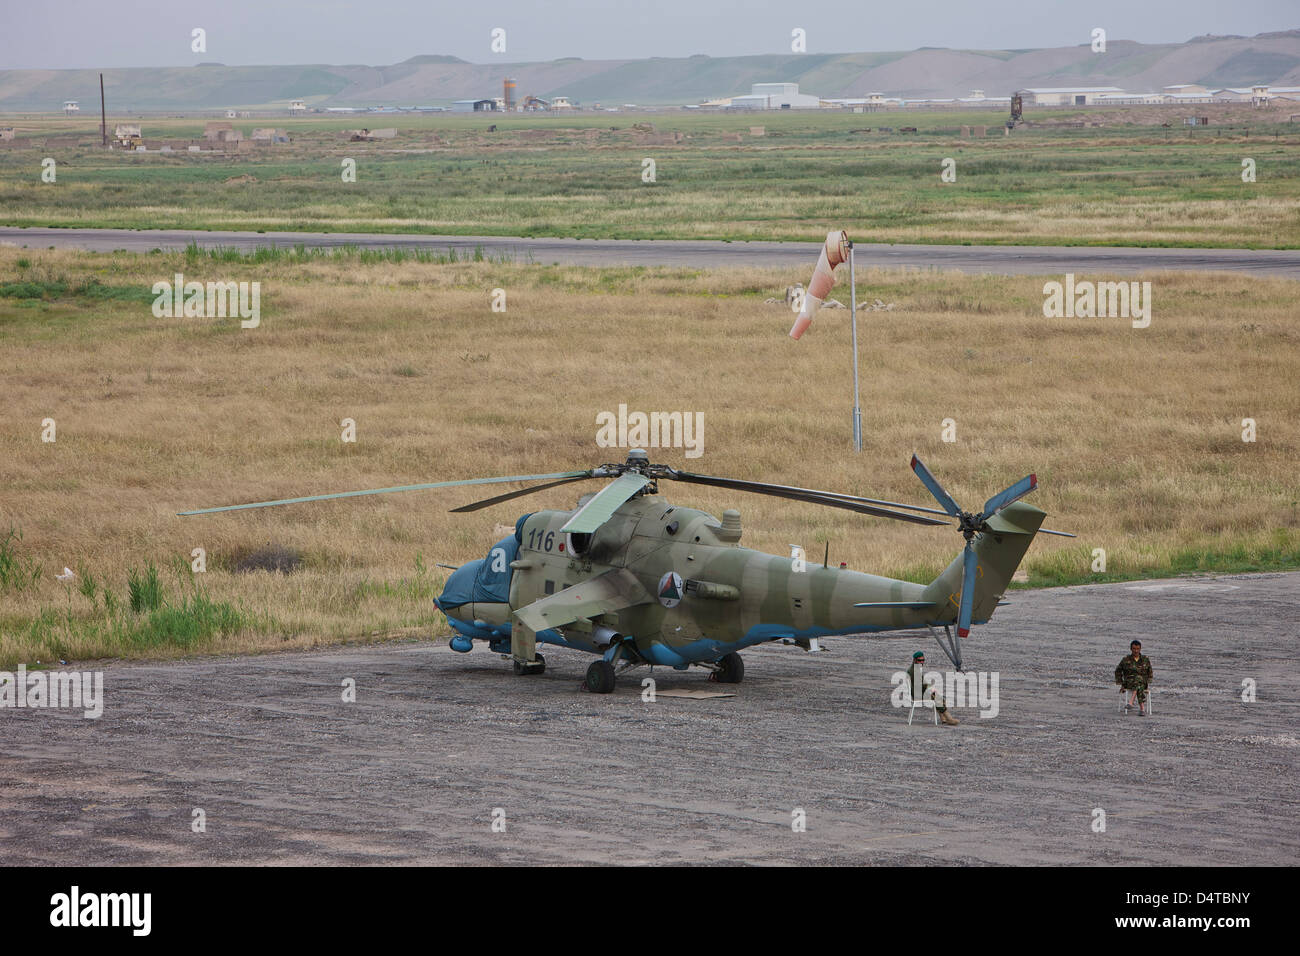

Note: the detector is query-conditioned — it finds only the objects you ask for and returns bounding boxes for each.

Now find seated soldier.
[908,651,958,726]
[1114,640,1153,716]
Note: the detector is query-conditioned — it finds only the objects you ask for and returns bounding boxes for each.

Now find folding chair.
[1118,687,1152,714]
[907,686,939,726]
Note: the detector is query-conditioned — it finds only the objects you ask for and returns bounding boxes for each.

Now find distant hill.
[2,30,1298,110]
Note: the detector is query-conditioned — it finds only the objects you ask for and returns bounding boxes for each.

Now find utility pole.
[99,73,106,147]
[848,240,862,452]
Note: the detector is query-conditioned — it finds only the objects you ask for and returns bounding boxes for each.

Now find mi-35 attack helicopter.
[181,452,1071,693]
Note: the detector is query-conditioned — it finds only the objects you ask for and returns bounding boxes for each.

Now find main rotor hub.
[609,449,660,495]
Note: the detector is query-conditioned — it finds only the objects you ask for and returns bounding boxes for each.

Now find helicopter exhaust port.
[565,531,593,556]
[591,625,622,648]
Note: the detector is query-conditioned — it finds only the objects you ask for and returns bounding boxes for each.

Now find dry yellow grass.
[1,247,1297,667]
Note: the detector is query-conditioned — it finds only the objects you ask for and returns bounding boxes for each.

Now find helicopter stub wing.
[513,568,652,633]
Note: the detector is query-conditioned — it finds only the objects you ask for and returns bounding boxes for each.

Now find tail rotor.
[911,454,1041,639]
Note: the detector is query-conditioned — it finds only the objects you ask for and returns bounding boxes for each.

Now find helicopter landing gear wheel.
[512,653,545,676]
[585,660,616,694]
[713,652,744,684]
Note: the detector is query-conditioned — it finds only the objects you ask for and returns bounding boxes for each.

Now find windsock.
[789,230,850,340]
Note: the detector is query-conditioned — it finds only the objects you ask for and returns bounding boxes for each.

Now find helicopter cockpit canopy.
[437,514,532,609]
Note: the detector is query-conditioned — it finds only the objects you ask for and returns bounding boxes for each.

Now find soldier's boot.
[939,710,959,726]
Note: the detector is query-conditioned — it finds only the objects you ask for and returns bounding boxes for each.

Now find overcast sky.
[4,0,1297,70]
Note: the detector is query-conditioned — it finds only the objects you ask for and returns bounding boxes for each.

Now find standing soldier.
[1114,640,1153,715]
[908,651,959,726]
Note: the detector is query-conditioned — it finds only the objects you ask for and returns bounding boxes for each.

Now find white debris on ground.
[764,288,895,312]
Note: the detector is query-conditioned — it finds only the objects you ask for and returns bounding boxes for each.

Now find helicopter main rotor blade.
[668,470,951,518]
[448,475,596,513]
[560,472,652,534]
[909,455,962,517]
[668,471,949,527]
[178,470,594,516]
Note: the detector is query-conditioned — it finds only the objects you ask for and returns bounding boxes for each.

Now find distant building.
[288,99,306,113]
[1094,92,1164,105]
[251,127,290,143]
[203,122,242,142]
[63,100,79,114]
[729,82,821,109]
[1162,90,1215,104]
[113,124,142,148]
[1213,88,1254,103]
[452,99,497,112]
[551,96,574,110]
[957,89,1010,106]
[1023,87,1124,106]
[0,127,15,141]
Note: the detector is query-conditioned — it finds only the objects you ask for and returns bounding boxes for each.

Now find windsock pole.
[849,241,861,452]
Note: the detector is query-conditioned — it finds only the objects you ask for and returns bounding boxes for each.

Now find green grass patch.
[0,527,43,592]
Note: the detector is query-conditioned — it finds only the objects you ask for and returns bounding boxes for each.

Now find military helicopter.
[181,451,1071,693]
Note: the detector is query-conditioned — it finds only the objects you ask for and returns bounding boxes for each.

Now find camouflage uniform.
[1114,653,1153,705]
[906,662,948,713]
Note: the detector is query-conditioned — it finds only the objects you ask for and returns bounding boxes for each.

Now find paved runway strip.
[2,572,1296,865]
[5,226,1300,278]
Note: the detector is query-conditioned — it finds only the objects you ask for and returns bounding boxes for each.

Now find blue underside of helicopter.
[442,615,958,668]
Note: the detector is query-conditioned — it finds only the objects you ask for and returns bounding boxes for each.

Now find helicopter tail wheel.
[585,660,616,694]
[513,653,545,676]
[714,652,745,684]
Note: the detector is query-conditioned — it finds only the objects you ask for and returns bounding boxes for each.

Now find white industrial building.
[1023,87,1124,106]
[729,82,821,109]
[708,81,1296,113]
[1094,91,1166,105]
[1212,85,1300,104]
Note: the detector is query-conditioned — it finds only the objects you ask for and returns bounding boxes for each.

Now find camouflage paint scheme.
[437,492,1046,671]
